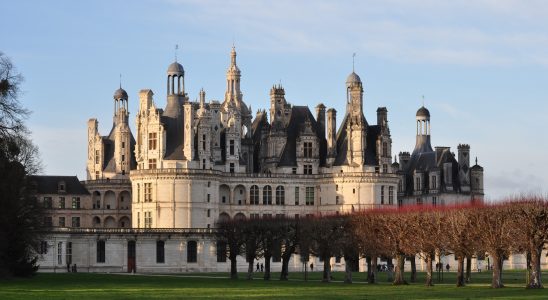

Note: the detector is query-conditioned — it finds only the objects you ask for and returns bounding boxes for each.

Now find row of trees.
[216,197,548,289]
[0,52,44,278]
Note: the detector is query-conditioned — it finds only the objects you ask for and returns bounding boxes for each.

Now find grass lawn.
[1,270,548,299]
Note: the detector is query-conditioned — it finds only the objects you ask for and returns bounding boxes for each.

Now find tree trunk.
[491,253,504,288]
[280,252,291,281]
[527,246,543,289]
[230,255,238,280]
[393,254,407,285]
[322,256,331,283]
[366,256,372,282]
[344,256,353,284]
[456,255,465,287]
[264,255,271,280]
[386,257,394,282]
[425,253,434,286]
[247,259,254,280]
[465,256,472,283]
[410,256,417,283]
[369,256,377,284]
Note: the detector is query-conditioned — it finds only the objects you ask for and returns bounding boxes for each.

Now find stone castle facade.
[34,48,486,273]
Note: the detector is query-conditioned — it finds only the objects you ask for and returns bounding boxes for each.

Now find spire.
[475,157,478,165]
[230,46,237,67]
[352,53,356,72]
[175,44,179,62]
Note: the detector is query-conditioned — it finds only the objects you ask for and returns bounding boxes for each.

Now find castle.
[33,48,484,272]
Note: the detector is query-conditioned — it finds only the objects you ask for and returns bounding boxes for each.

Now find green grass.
[1,270,548,299]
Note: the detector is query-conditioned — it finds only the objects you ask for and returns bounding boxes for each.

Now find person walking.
[310,263,314,272]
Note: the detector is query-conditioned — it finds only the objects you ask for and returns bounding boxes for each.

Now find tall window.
[148,132,157,150]
[382,142,388,157]
[305,187,314,206]
[229,163,235,173]
[59,217,65,227]
[263,186,272,205]
[187,241,197,263]
[137,212,140,229]
[71,217,80,228]
[66,242,72,265]
[72,197,80,209]
[389,186,394,205]
[43,216,52,227]
[275,186,285,205]
[57,242,63,265]
[144,212,152,228]
[216,241,227,263]
[380,186,385,204]
[43,197,52,209]
[95,150,100,164]
[303,142,313,158]
[250,185,259,205]
[415,177,421,191]
[144,183,152,202]
[58,197,65,209]
[304,165,312,175]
[97,240,105,263]
[202,134,206,150]
[431,176,437,189]
[294,187,299,205]
[40,241,48,254]
[156,241,165,263]
[229,140,235,155]
[383,164,388,173]
[148,159,157,169]
[432,197,437,206]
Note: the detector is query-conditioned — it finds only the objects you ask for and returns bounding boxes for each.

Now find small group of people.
[376,264,393,272]
[255,262,264,272]
[66,263,77,273]
[435,263,451,272]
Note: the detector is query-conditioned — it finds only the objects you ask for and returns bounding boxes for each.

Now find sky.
[1,0,547,200]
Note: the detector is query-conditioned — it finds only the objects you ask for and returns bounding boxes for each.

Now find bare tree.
[279,217,298,281]
[0,52,28,138]
[309,215,345,283]
[216,219,244,279]
[379,209,415,285]
[353,211,384,284]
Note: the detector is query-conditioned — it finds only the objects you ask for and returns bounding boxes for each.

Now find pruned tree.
[353,210,384,284]
[309,215,345,283]
[216,219,244,279]
[378,209,414,285]
[242,219,263,280]
[511,197,548,289]
[279,217,299,281]
[339,214,359,283]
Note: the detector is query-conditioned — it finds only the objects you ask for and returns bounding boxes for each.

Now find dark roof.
[162,97,185,160]
[416,106,430,117]
[333,113,378,166]
[277,106,327,167]
[28,176,90,195]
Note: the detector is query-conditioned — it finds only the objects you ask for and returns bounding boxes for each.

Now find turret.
[413,106,433,155]
[458,144,471,192]
[326,108,337,162]
[315,103,326,138]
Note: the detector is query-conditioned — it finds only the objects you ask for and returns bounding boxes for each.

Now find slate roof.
[162,97,185,160]
[333,113,379,166]
[28,175,90,195]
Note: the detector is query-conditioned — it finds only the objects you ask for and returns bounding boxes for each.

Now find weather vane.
[352,53,356,72]
[119,74,122,89]
[175,44,179,62]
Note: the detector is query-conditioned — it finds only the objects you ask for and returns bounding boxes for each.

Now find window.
[95,150,100,164]
[229,163,235,173]
[148,132,157,150]
[137,212,140,229]
[122,154,125,162]
[40,241,48,255]
[95,171,100,179]
[250,213,260,219]
[415,176,421,191]
[136,184,140,203]
[202,134,206,150]
[217,241,227,262]
[294,187,299,205]
[58,182,65,192]
[156,241,165,263]
[187,241,197,263]
[380,186,385,204]
[249,185,259,205]
[97,240,105,263]
[71,217,80,228]
[148,159,157,169]
[389,186,394,205]
[431,176,437,189]
[275,186,285,205]
[303,142,313,158]
[58,197,65,209]
[305,187,314,206]
[57,242,63,265]
[432,197,437,206]
[263,186,272,205]
[144,211,152,228]
[304,164,312,175]
[229,140,235,155]
[144,183,152,202]
[263,214,272,219]
[383,164,388,173]
[44,216,53,227]
[336,184,339,191]
[122,142,125,148]
[382,142,388,157]
[292,167,297,174]
[336,196,339,205]
[71,197,80,209]
[66,242,72,265]
[43,197,52,209]
[207,209,211,218]
[207,194,211,203]
[416,198,423,205]
[59,217,65,227]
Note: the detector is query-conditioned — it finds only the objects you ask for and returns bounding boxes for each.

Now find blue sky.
[2,0,547,199]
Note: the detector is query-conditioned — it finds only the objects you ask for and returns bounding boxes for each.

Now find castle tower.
[345,72,367,166]
[413,106,433,155]
[326,108,337,164]
[113,87,131,176]
[376,107,392,173]
[458,144,471,192]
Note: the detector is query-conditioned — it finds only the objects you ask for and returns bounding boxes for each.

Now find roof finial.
[175,44,179,62]
[422,95,425,107]
[475,157,478,165]
[352,53,356,72]
[119,73,122,89]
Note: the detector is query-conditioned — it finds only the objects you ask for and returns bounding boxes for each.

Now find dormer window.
[303,142,313,158]
[58,181,66,193]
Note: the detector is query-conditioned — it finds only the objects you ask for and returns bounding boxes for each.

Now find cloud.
[485,169,546,200]
[163,0,548,66]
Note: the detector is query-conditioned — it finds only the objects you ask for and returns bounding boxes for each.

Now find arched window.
[275,186,285,205]
[250,185,259,205]
[263,186,272,205]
